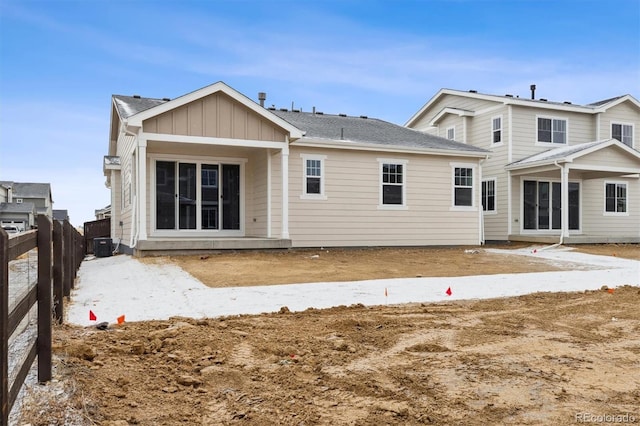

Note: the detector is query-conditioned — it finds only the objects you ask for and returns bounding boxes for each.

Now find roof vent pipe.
[312,106,316,115]
[258,92,266,107]
[530,84,536,100]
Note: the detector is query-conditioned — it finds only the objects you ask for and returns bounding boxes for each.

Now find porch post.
[561,164,570,238]
[281,143,290,239]
[138,137,148,240]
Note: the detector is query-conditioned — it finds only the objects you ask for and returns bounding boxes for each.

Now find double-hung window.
[379,160,407,207]
[482,179,496,212]
[301,154,326,199]
[612,123,633,147]
[453,166,474,207]
[605,182,627,214]
[537,117,567,144]
[492,117,502,144]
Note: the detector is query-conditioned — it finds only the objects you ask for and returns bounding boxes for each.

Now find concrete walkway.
[65,246,640,326]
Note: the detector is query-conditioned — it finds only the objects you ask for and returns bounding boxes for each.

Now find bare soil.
[18,244,640,425]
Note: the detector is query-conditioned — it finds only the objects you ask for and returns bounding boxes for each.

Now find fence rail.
[1,215,83,425]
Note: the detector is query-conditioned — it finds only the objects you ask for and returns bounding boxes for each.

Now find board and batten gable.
[287,146,482,247]
[142,92,288,142]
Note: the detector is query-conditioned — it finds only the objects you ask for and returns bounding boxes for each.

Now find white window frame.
[377,158,408,210]
[450,162,477,211]
[491,115,503,145]
[300,154,327,200]
[481,177,497,214]
[603,181,629,216]
[536,115,568,145]
[611,122,634,147]
[446,126,455,140]
[149,153,247,237]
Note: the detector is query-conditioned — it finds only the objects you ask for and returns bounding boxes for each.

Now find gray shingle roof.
[507,140,613,168]
[0,202,36,214]
[113,95,168,119]
[11,183,51,199]
[587,96,625,107]
[271,110,488,154]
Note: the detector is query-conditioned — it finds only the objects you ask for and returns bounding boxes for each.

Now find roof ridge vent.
[279,108,288,111]
[316,111,324,115]
[133,95,141,99]
[339,113,347,117]
[540,98,548,102]
[267,107,276,110]
[360,115,368,119]
[469,90,477,93]
[563,101,572,104]
[505,94,513,97]
[162,98,170,101]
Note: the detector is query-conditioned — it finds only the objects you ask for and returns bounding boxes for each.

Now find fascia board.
[291,138,490,158]
[126,82,304,139]
[141,132,288,149]
[593,95,640,112]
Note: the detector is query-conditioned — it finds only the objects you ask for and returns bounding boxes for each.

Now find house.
[53,209,70,222]
[406,87,640,243]
[0,181,54,231]
[95,204,111,220]
[106,82,490,256]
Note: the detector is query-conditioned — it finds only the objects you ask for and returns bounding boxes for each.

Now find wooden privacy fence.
[1,215,83,425]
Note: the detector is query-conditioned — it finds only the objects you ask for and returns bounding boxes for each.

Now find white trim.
[507,170,513,235]
[603,180,629,216]
[610,121,634,147]
[141,132,288,150]
[446,126,455,141]
[491,115,503,146]
[267,149,272,238]
[377,158,408,210]
[535,114,568,146]
[300,154,327,200]
[138,140,147,240]
[449,162,477,211]
[281,142,290,239]
[507,105,513,163]
[148,153,247,237]
[481,177,497,215]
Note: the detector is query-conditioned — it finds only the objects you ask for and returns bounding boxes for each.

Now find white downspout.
[478,156,488,245]
[536,160,565,252]
[124,125,140,248]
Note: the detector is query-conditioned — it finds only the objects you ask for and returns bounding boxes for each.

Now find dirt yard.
[17,244,640,425]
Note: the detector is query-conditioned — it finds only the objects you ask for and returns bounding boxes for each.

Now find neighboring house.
[0,201,36,231]
[95,204,112,220]
[0,182,11,203]
[406,88,640,243]
[106,82,489,256]
[3,182,54,218]
[53,209,70,222]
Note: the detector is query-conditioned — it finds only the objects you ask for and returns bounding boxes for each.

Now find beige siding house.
[106,82,489,256]
[406,88,640,243]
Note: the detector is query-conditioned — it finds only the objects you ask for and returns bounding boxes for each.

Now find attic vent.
[563,101,572,104]
[505,94,513,97]
[292,109,300,113]
[316,111,324,115]
[540,98,548,102]
[469,90,477,93]
[162,98,171,101]
[360,115,368,119]
[339,113,347,117]
[133,95,141,99]
[267,107,276,110]
[279,108,288,112]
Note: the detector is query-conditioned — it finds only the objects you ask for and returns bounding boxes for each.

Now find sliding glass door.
[155,161,240,232]
[523,180,579,231]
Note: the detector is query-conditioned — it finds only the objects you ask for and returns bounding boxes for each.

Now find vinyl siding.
[245,150,269,237]
[599,102,640,149]
[573,146,640,169]
[142,92,287,142]
[581,178,639,237]
[288,146,481,247]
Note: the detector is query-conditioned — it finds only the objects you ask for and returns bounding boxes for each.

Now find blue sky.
[1,0,639,226]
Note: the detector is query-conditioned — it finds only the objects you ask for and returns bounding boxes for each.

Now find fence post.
[63,222,72,297]
[1,229,9,425]
[53,220,64,324]
[37,215,52,383]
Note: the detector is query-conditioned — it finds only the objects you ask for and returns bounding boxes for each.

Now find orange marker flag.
[117,315,125,324]
[446,287,452,296]
[89,310,97,321]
